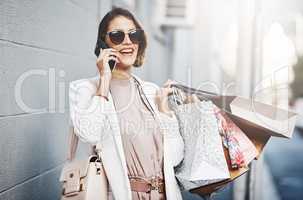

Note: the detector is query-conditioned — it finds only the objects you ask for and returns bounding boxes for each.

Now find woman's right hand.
[96,48,120,78]
[96,48,120,96]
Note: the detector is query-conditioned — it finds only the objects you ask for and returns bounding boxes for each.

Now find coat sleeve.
[69,78,113,145]
[158,111,184,167]
[150,82,184,167]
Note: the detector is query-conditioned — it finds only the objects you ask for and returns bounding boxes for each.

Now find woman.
[69,7,184,200]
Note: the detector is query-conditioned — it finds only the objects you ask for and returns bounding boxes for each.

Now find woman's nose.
[122,33,132,44]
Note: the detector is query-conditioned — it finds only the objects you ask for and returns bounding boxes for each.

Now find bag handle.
[67,123,101,162]
[67,123,79,161]
[170,83,218,96]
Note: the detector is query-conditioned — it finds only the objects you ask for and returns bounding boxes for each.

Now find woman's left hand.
[155,79,177,116]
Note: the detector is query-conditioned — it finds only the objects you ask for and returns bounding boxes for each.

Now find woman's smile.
[119,46,136,58]
[119,47,135,55]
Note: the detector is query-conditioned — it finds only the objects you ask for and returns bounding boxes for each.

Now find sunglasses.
[105,29,144,45]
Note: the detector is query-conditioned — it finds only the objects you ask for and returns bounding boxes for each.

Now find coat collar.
[130,72,144,85]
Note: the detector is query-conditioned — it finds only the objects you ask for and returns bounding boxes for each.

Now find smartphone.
[96,40,116,71]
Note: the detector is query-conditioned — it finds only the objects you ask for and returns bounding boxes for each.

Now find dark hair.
[94,7,147,67]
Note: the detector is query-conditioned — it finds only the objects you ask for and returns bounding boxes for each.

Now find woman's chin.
[116,60,135,69]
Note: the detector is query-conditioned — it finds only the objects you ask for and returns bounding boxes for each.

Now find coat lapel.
[91,75,132,200]
[104,91,132,200]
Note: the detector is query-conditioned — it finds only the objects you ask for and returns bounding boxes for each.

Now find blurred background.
[1,0,303,199]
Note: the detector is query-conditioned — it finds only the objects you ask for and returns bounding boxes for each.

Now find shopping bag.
[170,84,297,154]
[170,99,230,190]
[229,97,297,138]
[168,89,254,195]
[169,83,297,195]
[214,106,259,168]
[190,146,249,196]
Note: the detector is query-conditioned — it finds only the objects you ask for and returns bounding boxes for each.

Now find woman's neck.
[111,67,132,80]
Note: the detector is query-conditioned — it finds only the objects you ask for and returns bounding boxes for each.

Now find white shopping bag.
[172,100,230,190]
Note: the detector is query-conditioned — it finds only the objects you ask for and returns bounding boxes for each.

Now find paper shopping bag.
[190,146,249,196]
[170,84,297,154]
[229,97,297,138]
[214,106,259,167]
[171,100,230,190]
[169,83,297,195]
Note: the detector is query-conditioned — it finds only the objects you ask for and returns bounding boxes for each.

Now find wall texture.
[0,0,111,199]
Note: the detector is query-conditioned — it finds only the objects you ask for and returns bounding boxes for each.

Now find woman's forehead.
[108,16,136,32]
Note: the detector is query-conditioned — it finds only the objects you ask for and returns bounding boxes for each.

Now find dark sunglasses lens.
[109,31,125,44]
[129,30,144,43]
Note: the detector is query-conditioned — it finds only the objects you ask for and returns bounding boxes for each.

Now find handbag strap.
[67,124,79,161]
[131,75,157,120]
[67,124,102,162]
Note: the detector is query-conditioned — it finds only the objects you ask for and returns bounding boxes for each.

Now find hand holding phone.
[96,40,118,74]
[95,40,119,97]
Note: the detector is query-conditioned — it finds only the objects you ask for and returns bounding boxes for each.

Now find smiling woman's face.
[105,16,139,69]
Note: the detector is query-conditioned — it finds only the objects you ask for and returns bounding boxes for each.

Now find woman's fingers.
[156,87,173,97]
[108,51,120,63]
[163,79,178,88]
[184,94,200,103]
[98,48,120,65]
[155,87,173,113]
[98,48,119,59]
[165,87,173,95]
[96,47,121,76]
[108,55,120,63]
[103,50,120,59]
[100,48,118,54]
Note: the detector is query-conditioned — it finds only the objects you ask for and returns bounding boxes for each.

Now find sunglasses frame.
[105,29,144,45]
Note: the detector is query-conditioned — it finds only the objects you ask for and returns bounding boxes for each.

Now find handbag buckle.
[62,169,81,196]
[95,161,103,175]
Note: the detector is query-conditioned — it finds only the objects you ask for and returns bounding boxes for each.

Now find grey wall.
[0,0,111,199]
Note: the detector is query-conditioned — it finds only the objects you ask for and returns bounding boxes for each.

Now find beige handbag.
[59,125,108,200]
